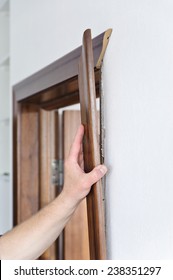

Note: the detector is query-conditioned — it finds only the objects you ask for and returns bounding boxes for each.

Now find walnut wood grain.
[16,103,40,223]
[39,109,59,259]
[78,29,106,259]
[63,110,90,260]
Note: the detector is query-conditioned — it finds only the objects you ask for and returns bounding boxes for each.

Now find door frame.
[13,29,112,259]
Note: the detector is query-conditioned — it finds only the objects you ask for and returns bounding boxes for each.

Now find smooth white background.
[9,0,173,259]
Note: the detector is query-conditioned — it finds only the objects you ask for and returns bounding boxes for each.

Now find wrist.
[56,190,79,216]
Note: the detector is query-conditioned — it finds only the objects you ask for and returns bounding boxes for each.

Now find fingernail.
[99,165,107,175]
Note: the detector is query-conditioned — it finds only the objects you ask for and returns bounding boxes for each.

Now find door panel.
[16,103,40,223]
[63,110,90,260]
[78,29,106,259]
[39,109,59,259]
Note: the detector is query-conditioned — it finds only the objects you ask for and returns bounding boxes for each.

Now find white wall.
[0,0,12,234]
[11,0,173,259]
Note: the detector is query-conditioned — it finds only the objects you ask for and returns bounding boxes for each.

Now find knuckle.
[93,169,101,180]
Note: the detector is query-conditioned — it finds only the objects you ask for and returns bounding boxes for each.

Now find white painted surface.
[0,174,11,234]
[0,11,9,62]
[0,136,11,234]
[0,67,9,120]
[0,0,9,11]
[10,0,173,259]
[0,0,12,233]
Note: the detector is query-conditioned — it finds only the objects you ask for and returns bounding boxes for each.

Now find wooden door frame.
[13,29,112,259]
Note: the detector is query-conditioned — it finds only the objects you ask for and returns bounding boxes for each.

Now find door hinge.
[51,159,64,187]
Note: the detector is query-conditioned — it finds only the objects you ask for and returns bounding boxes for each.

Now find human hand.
[61,124,107,207]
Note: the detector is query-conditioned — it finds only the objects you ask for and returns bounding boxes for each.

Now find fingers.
[86,165,107,186]
[69,124,84,161]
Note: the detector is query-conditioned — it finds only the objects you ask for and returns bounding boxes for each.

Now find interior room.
[0,0,173,260]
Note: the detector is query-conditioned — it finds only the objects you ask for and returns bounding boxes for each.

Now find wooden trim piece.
[39,109,59,259]
[18,70,101,112]
[78,29,106,260]
[96,29,112,69]
[15,103,40,223]
[13,31,109,102]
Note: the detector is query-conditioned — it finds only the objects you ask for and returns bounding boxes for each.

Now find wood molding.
[13,31,110,102]
[78,29,106,259]
[15,103,40,223]
[39,109,59,259]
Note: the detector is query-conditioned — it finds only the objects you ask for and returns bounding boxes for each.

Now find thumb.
[86,165,107,186]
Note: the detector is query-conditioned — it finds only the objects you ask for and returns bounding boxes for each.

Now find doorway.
[13,29,112,259]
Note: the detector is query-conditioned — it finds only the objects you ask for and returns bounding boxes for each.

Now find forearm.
[0,125,107,260]
[0,192,77,260]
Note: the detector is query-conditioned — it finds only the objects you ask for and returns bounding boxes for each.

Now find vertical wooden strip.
[39,109,59,259]
[16,103,40,223]
[63,110,90,260]
[78,29,106,259]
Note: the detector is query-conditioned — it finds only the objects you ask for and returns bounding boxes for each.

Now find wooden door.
[39,109,59,259]
[78,29,106,259]
[13,29,111,260]
[63,110,90,259]
[14,105,59,259]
